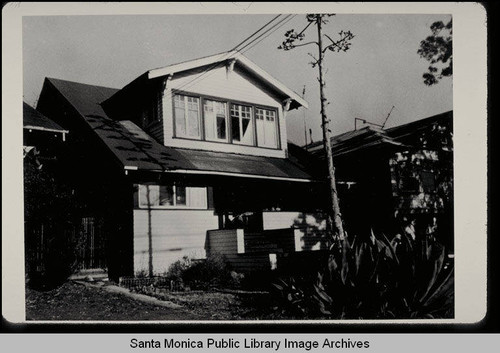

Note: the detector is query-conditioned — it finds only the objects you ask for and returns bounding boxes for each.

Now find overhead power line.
[162,14,295,102]
[163,14,286,98]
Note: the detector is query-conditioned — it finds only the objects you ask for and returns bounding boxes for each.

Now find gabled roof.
[43,77,119,117]
[385,110,452,142]
[307,126,404,157]
[40,77,314,182]
[307,111,453,159]
[104,51,308,111]
[23,102,68,134]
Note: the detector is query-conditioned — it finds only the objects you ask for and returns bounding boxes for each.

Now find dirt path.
[25,281,203,321]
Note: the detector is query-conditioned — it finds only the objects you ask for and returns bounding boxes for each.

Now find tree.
[278,14,354,241]
[417,19,452,86]
[24,149,80,289]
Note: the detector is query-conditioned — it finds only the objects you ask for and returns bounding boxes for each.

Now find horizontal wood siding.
[144,120,164,144]
[161,66,287,158]
[206,229,240,256]
[227,253,271,273]
[172,66,280,108]
[133,209,218,275]
[206,229,271,273]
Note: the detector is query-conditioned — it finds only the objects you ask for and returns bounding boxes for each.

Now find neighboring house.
[23,102,69,275]
[307,111,453,250]
[35,51,328,281]
[23,101,68,160]
[386,111,453,250]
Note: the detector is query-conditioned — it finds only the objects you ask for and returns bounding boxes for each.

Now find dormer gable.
[102,51,308,159]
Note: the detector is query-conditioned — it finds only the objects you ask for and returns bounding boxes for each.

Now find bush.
[165,256,192,282]
[270,229,454,319]
[164,254,241,290]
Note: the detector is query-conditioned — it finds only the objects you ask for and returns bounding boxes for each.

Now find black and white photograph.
[2,2,488,327]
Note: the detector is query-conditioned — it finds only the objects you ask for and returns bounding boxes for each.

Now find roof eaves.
[147,50,308,110]
[147,51,236,80]
[23,125,69,134]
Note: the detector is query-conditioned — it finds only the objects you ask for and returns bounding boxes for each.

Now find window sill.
[137,206,208,211]
[172,136,281,151]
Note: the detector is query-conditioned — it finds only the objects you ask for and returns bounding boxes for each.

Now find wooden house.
[35,51,329,281]
[307,111,453,250]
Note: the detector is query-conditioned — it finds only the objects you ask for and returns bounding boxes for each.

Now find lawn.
[25,281,282,321]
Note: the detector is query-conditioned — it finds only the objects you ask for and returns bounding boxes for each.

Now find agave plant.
[270,276,308,316]
[392,232,454,318]
[271,228,454,319]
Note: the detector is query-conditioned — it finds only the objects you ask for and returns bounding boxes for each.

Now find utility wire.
[176,14,294,93]
[230,14,282,51]
[163,14,286,99]
[240,14,296,54]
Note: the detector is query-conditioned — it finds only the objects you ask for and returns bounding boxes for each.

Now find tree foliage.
[24,150,81,289]
[417,19,452,86]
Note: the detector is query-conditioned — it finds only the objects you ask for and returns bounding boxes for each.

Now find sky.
[23,12,453,146]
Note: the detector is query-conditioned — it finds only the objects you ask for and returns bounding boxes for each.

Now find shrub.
[165,256,192,282]
[270,229,454,319]
[164,254,240,290]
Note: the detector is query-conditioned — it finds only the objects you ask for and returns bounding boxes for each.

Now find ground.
[25,281,281,321]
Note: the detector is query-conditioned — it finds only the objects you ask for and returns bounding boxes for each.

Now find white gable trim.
[147,51,308,109]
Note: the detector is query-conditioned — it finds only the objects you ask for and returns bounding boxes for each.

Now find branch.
[323,32,355,54]
[297,20,314,36]
[308,53,319,68]
[289,41,318,49]
[277,18,315,51]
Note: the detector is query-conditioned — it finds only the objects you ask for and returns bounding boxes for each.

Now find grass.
[25,280,287,321]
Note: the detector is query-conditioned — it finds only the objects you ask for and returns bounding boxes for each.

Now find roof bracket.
[161,74,173,94]
[282,98,292,112]
[226,59,236,77]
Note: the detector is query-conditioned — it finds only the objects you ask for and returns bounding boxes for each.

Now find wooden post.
[316,15,344,240]
[146,185,154,277]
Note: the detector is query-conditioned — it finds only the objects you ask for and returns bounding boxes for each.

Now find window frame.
[255,106,280,149]
[173,93,202,140]
[203,98,229,143]
[230,103,255,146]
[172,91,281,150]
[137,184,208,210]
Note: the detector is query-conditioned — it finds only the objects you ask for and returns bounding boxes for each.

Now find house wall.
[132,209,218,275]
[161,65,288,158]
[262,211,327,231]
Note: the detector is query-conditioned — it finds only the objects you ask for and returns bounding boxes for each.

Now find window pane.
[139,185,159,207]
[217,115,226,140]
[175,186,187,206]
[187,97,200,138]
[159,185,174,206]
[264,111,277,148]
[231,115,240,141]
[231,104,253,145]
[256,111,265,147]
[240,116,253,145]
[187,109,200,137]
[204,101,215,140]
[174,96,186,137]
[256,108,277,148]
[174,107,186,136]
[204,100,227,141]
[188,187,207,208]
